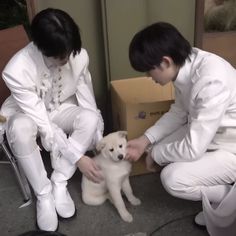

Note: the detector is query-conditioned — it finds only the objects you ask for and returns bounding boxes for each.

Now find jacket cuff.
[65,137,85,164]
[144,131,156,144]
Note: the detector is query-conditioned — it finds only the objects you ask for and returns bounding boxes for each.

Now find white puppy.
[81,131,141,222]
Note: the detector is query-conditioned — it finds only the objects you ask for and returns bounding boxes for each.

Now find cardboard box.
[110,77,175,175]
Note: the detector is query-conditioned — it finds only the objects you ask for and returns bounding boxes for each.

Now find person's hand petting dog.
[125,135,151,162]
[77,156,103,183]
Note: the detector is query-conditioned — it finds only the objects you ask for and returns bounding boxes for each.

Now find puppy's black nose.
[118,154,123,160]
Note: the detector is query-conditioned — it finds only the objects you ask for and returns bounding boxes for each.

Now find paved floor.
[0,151,209,236]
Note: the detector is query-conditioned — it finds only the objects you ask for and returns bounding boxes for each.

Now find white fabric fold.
[51,124,84,165]
[202,183,236,236]
[76,79,104,142]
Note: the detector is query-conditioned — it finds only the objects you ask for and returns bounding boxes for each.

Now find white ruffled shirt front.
[1,42,103,164]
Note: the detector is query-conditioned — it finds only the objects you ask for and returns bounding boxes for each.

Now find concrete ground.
[0,151,209,236]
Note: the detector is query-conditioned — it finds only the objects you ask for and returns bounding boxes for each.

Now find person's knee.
[7,114,37,144]
[73,109,99,132]
[160,164,187,197]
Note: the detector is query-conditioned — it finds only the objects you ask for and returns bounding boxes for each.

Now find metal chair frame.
[0,136,32,206]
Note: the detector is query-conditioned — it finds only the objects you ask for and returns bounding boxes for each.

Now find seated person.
[1,8,103,231]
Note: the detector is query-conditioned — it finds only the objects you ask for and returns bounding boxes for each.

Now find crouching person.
[126,22,236,231]
[1,8,103,231]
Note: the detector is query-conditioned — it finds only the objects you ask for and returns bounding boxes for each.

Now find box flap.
[110,77,174,103]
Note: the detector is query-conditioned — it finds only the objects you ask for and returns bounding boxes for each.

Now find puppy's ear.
[96,141,106,152]
[118,131,128,138]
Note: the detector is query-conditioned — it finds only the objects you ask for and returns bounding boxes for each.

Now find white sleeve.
[153,80,230,165]
[2,70,53,140]
[75,51,104,140]
[145,87,188,143]
[75,50,97,109]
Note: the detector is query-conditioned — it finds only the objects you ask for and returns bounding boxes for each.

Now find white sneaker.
[194,211,206,227]
[53,184,76,219]
[37,194,58,231]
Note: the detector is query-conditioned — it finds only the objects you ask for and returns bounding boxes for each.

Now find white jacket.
[1,42,103,150]
[145,48,236,165]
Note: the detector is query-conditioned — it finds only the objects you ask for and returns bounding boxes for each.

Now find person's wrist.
[76,155,84,165]
[139,135,151,150]
[41,133,53,151]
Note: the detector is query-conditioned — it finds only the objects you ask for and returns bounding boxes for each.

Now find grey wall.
[102,0,196,81]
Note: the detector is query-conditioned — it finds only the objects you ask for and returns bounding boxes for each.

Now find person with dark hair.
[1,8,103,231]
[126,22,236,228]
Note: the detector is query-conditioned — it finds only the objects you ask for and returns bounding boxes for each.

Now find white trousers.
[6,104,99,159]
[152,125,236,204]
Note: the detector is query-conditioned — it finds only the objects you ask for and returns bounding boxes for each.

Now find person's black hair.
[18,230,66,236]
[129,22,192,72]
[31,8,81,58]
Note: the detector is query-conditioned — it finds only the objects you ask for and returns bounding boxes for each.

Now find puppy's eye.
[119,145,123,148]
[109,148,114,152]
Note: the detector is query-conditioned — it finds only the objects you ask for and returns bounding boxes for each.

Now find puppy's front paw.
[121,212,133,223]
[129,196,141,206]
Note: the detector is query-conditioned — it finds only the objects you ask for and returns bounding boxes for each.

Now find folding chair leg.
[1,143,32,205]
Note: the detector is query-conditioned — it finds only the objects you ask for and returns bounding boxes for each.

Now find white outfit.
[202,182,236,236]
[0,42,103,230]
[144,48,236,203]
[1,42,103,162]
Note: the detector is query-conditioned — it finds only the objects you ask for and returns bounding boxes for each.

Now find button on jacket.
[1,42,103,143]
[145,48,236,165]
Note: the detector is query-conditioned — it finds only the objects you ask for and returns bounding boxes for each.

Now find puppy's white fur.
[81,131,141,222]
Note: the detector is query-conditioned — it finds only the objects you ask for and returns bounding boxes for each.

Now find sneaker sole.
[57,208,77,221]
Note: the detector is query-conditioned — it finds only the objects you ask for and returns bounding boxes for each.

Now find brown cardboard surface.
[111,77,175,140]
[130,152,162,176]
[111,77,175,175]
